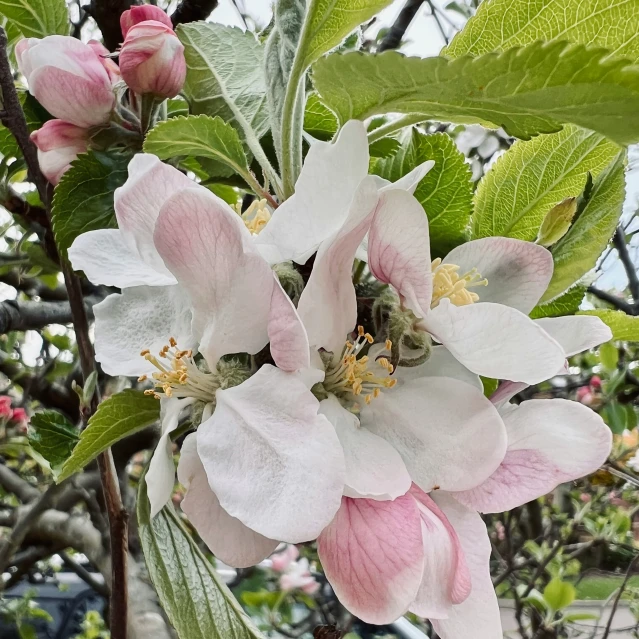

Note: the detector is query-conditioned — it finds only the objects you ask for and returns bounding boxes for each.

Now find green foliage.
[444,0,639,64]
[536,197,577,247]
[303,93,337,140]
[0,0,69,38]
[371,130,472,256]
[312,42,639,146]
[138,478,265,639]
[543,578,576,611]
[578,310,639,341]
[298,0,394,69]
[57,390,160,483]
[264,0,306,162]
[28,410,78,475]
[530,285,587,319]
[472,126,618,240]
[599,342,619,370]
[178,23,270,141]
[144,115,251,183]
[542,151,626,302]
[51,151,131,260]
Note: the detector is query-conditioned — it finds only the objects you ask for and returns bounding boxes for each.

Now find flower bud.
[118,16,186,98]
[16,36,116,128]
[120,5,173,37]
[0,396,12,419]
[31,120,89,185]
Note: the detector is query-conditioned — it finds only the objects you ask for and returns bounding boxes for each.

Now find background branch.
[83,0,139,51]
[171,0,219,27]
[613,226,639,311]
[0,296,99,333]
[378,0,425,51]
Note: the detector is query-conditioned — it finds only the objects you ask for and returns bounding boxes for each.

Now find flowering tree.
[0,0,638,638]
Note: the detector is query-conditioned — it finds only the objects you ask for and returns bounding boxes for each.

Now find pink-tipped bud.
[0,396,12,419]
[10,407,28,426]
[16,35,116,128]
[119,20,186,98]
[590,375,602,390]
[31,120,89,185]
[120,5,173,37]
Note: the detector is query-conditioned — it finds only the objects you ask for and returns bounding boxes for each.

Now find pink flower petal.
[455,399,612,513]
[317,495,424,624]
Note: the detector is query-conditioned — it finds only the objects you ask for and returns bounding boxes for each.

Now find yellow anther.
[140,349,150,356]
[373,388,381,398]
[365,394,372,404]
[169,337,177,347]
[365,333,374,344]
[357,326,365,337]
[385,339,392,351]
[237,198,272,235]
[430,259,488,308]
[138,374,148,382]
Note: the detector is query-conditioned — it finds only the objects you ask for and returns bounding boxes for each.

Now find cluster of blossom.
[60,116,614,637]
[576,375,602,408]
[16,5,185,184]
[0,396,28,432]
[270,544,320,595]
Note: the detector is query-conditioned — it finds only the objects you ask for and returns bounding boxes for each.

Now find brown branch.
[0,295,99,333]
[587,285,635,314]
[613,226,639,310]
[602,554,639,639]
[378,0,425,51]
[0,27,128,639]
[171,0,219,27]
[82,0,140,51]
[0,463,40,502]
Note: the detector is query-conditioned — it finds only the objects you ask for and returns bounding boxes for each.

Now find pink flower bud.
[11,407,28,426]
[119,21,186,98]
[590,375,602,390]
[120,5,173,37]
[31,120,89,185]
[88,40,121,84]
[0,396,12,419]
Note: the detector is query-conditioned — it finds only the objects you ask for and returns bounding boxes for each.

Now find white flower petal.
[535,315,613,358]
[380,160,435,194]
[146,397,194,518]
[455,399,612,513]
[319,395,412,501]
[197,365,346,543]
[69,229,176,287]
[255,120,370,265]
[153,187,274,367]
[368,188,432,318]
[297,176,379,354]
[424,300,565,384]
[443,237,553,314]
[362,377,507,492]
[430,493,502,639]
[93,285,194,377]
[177,434,279,568]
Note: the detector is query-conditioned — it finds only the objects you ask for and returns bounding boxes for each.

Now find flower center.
[236,198,271,235]
[139,338,219,402]
[430,258,488,308]
[324,326,397,406]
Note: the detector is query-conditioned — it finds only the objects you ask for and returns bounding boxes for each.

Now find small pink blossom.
[31,120,89,185]
[590,375,602,390]
[577,386,594,406]
[279,557,320,595]
[11,408,28,434]
[118,11,186,98]
[0,396,12,419]
[270,545,299,573]
[16,36,115,128]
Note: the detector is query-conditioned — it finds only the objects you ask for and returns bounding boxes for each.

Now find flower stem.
[367,114,426,143]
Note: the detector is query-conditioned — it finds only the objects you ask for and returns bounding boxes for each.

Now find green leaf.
[481,376,499,398]
[28,410,78,473]
[372,130,472,256]
[264,0,306,162]
[543,578,576,612]
[445,0,639,64]
[599,342,619,370]
[472,125,618,241]
[603,400,627,435]
[368,137,401,159]
[303,93,337,141]
[57,390,159,483]
[536,197,577,247]
[577,310,639,342]
[178,23,269,140]
[541,151,626,302]
[298,0,394,69]
[51,151,131,260]
[529,285,587,319]
[0,0,69,38]
[312,43,639,147]
[144,115,251,183]
[138,476,265,639]
[563,612,599,622]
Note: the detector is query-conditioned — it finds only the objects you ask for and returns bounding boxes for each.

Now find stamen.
[430,260,488,308]
[236,199,272,235]
[139,338,218,402]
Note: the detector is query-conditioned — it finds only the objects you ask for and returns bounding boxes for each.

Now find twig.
[60,550,110,597]
[0,463,40,502]
[425,0,449,45]
[378,0,425,51]
[602,554,639,639]
[613,226,639,311]
[587,285,635,314]
[0,296,99,333]
[0,27,128,639]
[171,0,219,27]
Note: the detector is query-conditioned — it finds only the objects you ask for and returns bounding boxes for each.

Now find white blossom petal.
[535,315,613,357]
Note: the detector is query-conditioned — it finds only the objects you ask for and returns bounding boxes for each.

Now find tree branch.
[0,463,40,502]
[0,296,99,333]
[602,554,639,639]
[0,27,128,638]
[378,0,425,51]
[587,285,635,314]
[83,0,140,51]
[613,226,639,311]
[171,0,219,27]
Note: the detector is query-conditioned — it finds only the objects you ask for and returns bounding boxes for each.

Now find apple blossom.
[119,6,186,98]
[30,120,89,185]
[16,36,116,128]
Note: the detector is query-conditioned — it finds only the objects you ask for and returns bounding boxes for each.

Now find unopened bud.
[536,197,577,247]
[273,262,305,303]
